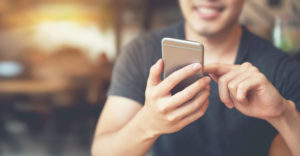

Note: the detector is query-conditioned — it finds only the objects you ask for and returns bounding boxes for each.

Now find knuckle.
[236,92,244,102]
[243,62,252,67]
[174,123,183,131]
[250,66,259,72]
[184,66,193,73]
[196,110,204,119]
[205,89,211,96]
[238,83,246,91]
[219,77,227,84]
[166,115,176,122]
[228,82,236,90]
[258,73,265,78]
[182,90,192,99]
[219,95,226,103]
[236,96,244,103]
[167,75,177,86]
[158,105,168,114]
[240,62,252,72]
[199,108,205,115]
[202,90,210,98]
[149,90,158,99]
[194,100,202,108]
[196,79,205,87]
[220,95,230,104]
[205,100,209,108]
[257,73,267,82]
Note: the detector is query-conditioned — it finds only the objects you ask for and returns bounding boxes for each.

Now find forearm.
[267,100,300,156]
[91,109,159,156]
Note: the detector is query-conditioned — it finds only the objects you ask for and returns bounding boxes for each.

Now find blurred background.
[0,0,299,156]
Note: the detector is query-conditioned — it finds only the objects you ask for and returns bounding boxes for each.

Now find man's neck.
[185,23,242,64]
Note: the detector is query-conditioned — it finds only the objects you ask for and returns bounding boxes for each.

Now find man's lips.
[193,5,224,20]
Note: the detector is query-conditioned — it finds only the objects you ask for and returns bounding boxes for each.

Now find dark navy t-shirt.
[107,22,300,156]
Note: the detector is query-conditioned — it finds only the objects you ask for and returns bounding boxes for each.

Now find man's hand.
[140,59,211,136]
[205,62,289,120]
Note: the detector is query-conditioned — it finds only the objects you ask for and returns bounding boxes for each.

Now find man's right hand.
[139,59,211,137]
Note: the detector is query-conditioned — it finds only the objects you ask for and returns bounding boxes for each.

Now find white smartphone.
[162,37,204,94]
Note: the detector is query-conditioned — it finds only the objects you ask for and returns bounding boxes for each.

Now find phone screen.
[162,38,204,95]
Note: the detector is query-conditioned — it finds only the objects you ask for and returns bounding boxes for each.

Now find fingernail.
[204,77,211,83]
[156,59,162,67]
[226,103,233,109]
[192,63,201,71]
[156,59,161,64]
[237,91,243,100]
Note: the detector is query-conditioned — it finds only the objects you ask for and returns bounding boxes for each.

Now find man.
[92,0,300,155]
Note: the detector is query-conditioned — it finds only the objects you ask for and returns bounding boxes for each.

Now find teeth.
[199,8,218,14]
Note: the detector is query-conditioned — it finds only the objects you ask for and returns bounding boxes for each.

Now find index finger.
[156,63,202,95]
[204,63,237,76]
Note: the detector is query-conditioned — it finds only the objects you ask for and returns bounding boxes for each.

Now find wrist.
[267,100,299,132]
[136,107,161,141]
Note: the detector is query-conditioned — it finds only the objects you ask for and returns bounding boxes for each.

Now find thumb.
[209,74,219,82]
[147,59,163,87]
[205,63,236,77]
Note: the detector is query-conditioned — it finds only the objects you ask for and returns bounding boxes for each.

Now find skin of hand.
[204,62,289,120]
[139,59,211,136]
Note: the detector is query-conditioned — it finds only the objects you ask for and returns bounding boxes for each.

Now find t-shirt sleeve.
[107,40,146,105]
[277,56,300,112]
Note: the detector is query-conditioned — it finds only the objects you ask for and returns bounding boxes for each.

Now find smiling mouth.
[193,5,225,20]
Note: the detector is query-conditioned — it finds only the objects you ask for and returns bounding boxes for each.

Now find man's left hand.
[205,62,289,120]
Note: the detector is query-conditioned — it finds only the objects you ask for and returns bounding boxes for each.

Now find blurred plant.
[289,0,300,15]
[273,15,300,53]
[272,0,300,53]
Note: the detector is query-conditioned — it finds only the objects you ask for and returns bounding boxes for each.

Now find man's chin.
[197,30,219,37]
[187,22,217,37]
[193,26,220,37]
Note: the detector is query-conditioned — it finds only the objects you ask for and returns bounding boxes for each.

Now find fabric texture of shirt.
[107,22,300,156]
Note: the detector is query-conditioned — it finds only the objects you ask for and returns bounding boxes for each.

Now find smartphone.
[162,37,204,95]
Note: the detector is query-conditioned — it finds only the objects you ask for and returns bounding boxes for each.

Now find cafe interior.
[0,0,299,155]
